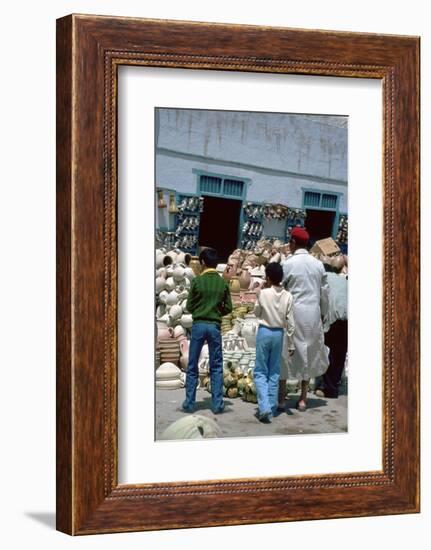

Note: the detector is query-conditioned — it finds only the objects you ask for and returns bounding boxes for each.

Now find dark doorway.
[305,209,336,247]
[198,196,242,262]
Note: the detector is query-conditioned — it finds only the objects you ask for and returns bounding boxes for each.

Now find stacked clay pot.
[155,362,185,390]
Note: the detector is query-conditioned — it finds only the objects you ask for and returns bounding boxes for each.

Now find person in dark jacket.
[182,247,232,414]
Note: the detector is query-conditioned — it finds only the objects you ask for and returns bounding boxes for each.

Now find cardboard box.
[310,237,341,257]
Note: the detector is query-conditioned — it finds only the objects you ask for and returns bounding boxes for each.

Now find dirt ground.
[155,384,348,440]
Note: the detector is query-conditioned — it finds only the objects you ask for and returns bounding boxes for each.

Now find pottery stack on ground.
[156,362,185,390]
[158,338,181,366]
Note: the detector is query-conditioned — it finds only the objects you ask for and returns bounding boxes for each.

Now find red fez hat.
[291,227,309,246]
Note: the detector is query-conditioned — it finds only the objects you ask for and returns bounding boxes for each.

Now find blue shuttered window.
[199,174,244,198]
[304,191,338,210]
[224,179,244,198]
[321,193,338,209]
[304,191,321,207]
[200,175,222,194]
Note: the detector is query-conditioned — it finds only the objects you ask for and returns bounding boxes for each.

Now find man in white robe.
[279,227,329,411]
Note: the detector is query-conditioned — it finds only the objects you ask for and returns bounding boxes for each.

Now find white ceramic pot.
[156,276,167,293]
[180,314,193,328]
[183,277,191,289]
[173,325,186,338]
[269,252,281,263]
[156,267,167,279]
[165,277,175,292]
[156,321,174,341]
[156,252,165,269]
[160,414,222,440]
[165,290,179,306]
[169,304,183,320]
[184,267,195,281]
[173,266,185,281]
[156,362,182,380]
[176,252,186,264]
[156,304,166,319]
[241,314,259,348]
[158,290,168,304]
[167,250,178,264]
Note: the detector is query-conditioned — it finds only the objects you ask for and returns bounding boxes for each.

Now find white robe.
[280,249,329,380]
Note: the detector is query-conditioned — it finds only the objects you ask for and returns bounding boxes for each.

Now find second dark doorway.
[305,209,336,246]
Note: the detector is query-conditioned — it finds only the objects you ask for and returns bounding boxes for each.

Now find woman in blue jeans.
[253,263,295,422]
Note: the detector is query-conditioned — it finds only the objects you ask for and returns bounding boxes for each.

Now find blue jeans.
[254,325,284,415]
[184,322,224,411]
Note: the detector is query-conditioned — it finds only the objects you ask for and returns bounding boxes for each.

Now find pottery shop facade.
[155,108,348,261]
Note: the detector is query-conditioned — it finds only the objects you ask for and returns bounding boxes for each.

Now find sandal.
[295,399,307,412]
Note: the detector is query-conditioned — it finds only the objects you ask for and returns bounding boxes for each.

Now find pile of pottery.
[155,362,185,390]
[220,302,254,335]
[221,242,290,300]
[155,248,198,336]
[202,361,257,402]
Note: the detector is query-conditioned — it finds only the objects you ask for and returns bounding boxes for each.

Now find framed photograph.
[56,14,420,535]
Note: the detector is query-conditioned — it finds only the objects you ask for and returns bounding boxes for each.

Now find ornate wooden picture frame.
[56,14,420,535]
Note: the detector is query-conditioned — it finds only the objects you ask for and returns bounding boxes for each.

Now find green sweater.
[186,270,233,325]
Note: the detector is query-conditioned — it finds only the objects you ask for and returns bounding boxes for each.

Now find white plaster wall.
[156,152,348,211]
[157,109,347,182]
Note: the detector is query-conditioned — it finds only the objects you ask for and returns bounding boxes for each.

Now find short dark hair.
[199,247,219,268]
[265,262,283,285]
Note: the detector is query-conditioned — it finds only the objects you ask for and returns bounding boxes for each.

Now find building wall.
[156,109,348,233]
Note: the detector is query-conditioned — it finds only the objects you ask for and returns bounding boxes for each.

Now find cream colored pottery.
[173,266,185,281]
[199,344,209,361]
[222,264,235,282]
[158,290,168,304]
[238,269,251,290]
[183,267,195,281]
[169,304,183,320]
[156,267,167,279]
[229,276,241,294]
[156,304,166,318]
[155,276,167,293]
[175,286,188,301]
[241,313,259,348]
[156,378,184,390]
[182,277,191,289]
[165,290,179,306]
[167,250,178,263]
[156,252,165,269]
[156,362,181,379]
[156,321,174,341]
[165,277,175,292]
[160,415,222,440]
[269,252,281,263]
[179,355,188,371]
[173,325,185,338]
[180,314,193,328]
[176,251,186,264]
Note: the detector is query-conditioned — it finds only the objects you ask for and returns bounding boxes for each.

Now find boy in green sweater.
[182,248,233,414]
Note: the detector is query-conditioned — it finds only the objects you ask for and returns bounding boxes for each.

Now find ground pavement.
[155,385,347,440]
